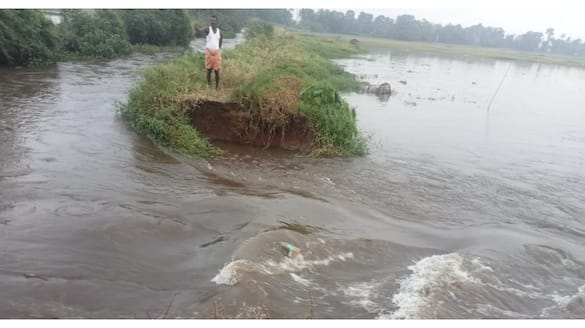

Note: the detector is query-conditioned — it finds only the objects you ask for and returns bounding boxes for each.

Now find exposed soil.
[186,100,315,152]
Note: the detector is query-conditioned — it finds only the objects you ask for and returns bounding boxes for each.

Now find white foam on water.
[339,281,382,313]
[541,283,585,317]
[290,273,314,287]
[561,258,578,270]
[465,257,547,300]
[264,252,354,273]
[322,177,335,186]
[471,257,494,273]
[211,259,257,286]
[373,252,579,319]
[211,252,355,286]
[381,253,479,319]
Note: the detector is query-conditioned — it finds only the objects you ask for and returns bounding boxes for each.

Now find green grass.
[120,54,216,158]
[226,33,363,103]
[121,27,369,158]
[299,84,367,156]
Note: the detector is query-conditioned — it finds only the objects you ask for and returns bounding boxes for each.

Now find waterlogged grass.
[121,29,369,157]
[300,85,367,156]
[120,54,216,157]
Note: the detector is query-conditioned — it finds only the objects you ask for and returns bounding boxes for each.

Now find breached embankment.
[186,100,315,152]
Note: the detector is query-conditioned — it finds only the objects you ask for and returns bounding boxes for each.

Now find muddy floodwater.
[1,38,585,318]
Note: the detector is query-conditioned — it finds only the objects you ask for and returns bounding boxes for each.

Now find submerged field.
[294,29,585,68]
[120,27,369,157]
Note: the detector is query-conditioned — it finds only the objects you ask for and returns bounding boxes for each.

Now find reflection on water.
[1,42,585,318]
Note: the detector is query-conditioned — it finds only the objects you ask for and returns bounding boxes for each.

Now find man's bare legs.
[207,69,220,90]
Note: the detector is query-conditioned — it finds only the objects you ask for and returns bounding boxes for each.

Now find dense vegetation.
[0,9,293,67]
[59,9,132,59]
[120,24,367,157]
[0,9,60,66]
[298,9,585,56]
[59,9,193,59]
[119,9,193,46]
[0,9,194,65]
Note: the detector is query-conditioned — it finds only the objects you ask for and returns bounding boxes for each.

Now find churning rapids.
[1,36,585,318]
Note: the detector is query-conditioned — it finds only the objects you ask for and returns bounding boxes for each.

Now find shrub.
[119,9,193,47]
[60,10,131,59]
[299,84,367,156]
[0,9,60,66]
[245,21,274,39]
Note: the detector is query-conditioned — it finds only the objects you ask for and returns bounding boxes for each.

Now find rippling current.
[1,36,585,318]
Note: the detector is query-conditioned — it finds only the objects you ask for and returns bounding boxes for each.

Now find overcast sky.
[349,8,585,40]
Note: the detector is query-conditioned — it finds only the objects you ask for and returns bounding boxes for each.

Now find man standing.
[196,15,223,90]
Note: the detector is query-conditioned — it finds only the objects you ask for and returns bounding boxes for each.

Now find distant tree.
[373,15,392,38]
[514,31,543,51]
[299,9,315,29]
[437,24,466,44]
[355,12,373,35]
[544,27,555,52]
[483,27,505,47]
[294,8,585,58]
[568,39,583,56]
[550,34,584,56]
[418,19,439,42]
[393,14,420,40]
[245,21,274,39]
[463,24,484,45]
[344,10,356,34]
[252,9,293,26]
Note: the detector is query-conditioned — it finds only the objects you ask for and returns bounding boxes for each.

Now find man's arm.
[219,30,223,49]
[195,26,209,37]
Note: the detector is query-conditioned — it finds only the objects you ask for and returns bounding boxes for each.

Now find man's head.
[210,15,218,28]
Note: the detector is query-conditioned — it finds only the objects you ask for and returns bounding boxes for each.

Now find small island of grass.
[120,24,369,158]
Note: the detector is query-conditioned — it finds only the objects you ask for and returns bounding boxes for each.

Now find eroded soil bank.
[187,100,315,152]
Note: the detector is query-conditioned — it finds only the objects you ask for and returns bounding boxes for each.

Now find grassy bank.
[294,30,585,68]
[121,26,368,158]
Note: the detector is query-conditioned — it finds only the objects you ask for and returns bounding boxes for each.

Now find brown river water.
[1,36,585,318]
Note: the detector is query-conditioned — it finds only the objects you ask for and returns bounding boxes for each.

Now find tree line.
[6,8,581,67]
[298,9,585,56]
[0,9,294,67]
